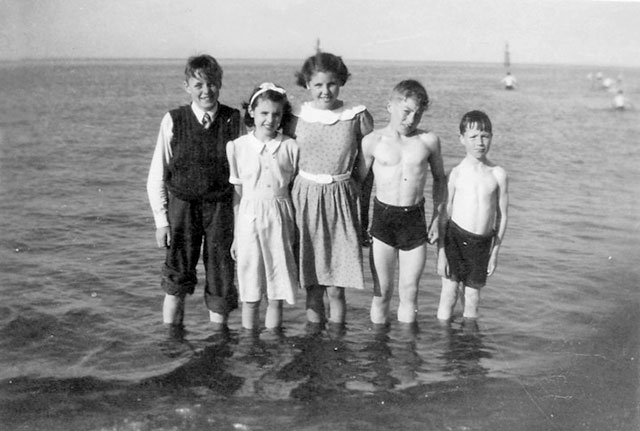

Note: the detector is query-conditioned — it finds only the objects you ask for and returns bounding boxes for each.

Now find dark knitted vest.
[164,104,240,202]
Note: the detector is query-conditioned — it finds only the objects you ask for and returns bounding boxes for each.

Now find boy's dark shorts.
[444,220,494,288]
[369,197,428,251]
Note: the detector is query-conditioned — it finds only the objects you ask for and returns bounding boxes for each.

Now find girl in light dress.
[226,83,299,331]
[285,52,374,330]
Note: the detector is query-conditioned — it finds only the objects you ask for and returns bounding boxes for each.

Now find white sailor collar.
[249,131,282,155]
[296,101,366,125]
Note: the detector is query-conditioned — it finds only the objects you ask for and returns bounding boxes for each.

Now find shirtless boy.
[436,110,509,321]
[359,80,446,325]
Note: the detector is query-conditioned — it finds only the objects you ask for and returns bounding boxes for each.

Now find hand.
[487,251,498,276]
[230,238,238,261]
[436,249,449,278]
[427,221,439,245]
[155,226,170,248]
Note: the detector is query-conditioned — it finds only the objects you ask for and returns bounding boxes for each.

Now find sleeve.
[226,139,242,185]
[358,109,375,137]
[146,112,173,228]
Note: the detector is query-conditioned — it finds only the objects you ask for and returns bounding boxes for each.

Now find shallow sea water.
[0,59,638,430]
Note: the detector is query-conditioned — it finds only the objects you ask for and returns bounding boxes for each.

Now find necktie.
[203,113,212,129]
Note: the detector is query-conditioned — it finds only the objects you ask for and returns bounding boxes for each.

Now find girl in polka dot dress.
[285,52,374,330]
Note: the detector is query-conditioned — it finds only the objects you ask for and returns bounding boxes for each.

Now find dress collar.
[249,131,282,154]
[295,101,366,125]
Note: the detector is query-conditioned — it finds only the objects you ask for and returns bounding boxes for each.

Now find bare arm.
[226,140,243,260]
[355,132,377,184]
[437,168,457,278]
[487,168,509,276]
[230,184,242,261]
[427,135,446,244]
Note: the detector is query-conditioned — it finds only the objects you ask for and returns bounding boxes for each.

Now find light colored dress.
[226,132,299,304]
[290,102,374,290]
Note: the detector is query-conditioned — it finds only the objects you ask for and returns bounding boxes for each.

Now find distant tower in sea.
[504,42,511,70]
[315,38,321,54]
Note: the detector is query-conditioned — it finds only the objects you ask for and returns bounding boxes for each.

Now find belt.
[298,169,351,184]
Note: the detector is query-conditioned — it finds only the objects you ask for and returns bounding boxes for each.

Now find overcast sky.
[1,0,638,67]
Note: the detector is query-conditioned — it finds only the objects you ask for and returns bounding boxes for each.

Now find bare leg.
[370,238,397,325]
[242,300,261,330]
[396,244,426,323]
[463,286,480,319]
[306,285,326,324]
[208,310,228,332]
[265,299,283,329]
[326,286,346,324]
[437,278,460,321]
[163,294,185,325]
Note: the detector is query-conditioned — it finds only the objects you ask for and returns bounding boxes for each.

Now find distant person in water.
[436,110,509,322]
[358,80,446,326]
[501,71,516,90]
[147,54,241,332]
[612,89,632,111]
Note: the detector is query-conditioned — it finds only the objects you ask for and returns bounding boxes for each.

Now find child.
[436,110,509,321]
[358,80,446,326]
[226,82,299,332]
[147,54,241,330]
[501,71,516,90]
[285,52,374,330]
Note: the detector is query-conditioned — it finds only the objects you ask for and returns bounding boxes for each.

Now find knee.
[398,282,418,302]
[326,286,345,302]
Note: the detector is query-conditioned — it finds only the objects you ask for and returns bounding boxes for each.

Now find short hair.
[242,84,293,128]
[184,54,223,85]
[459,110,492,134]
[295,52,350,88]
[390,80,430,110]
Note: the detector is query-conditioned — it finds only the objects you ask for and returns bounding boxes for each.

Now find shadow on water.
[1,303,638,430]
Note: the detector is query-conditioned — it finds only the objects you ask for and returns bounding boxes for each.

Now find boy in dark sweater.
[147,55,241,331]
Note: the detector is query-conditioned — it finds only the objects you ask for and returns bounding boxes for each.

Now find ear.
[183,80,190,94]
[248,107,255,118]
[386,102,392,113]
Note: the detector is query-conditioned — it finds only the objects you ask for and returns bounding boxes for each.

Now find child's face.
[250,99,283,140]
[387,96,424,136]
[183,71,220,112]
[307,71,341,110]
[460,126,492,159]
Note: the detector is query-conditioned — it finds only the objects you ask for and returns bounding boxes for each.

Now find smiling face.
[460,125,493,159]
[307,71,341,110]
[388,96,424,136]
[183,70,220,112]
[250,98,284,141]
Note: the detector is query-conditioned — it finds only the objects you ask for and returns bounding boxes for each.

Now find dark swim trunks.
[444,220,494,288]
[369,197,428,251]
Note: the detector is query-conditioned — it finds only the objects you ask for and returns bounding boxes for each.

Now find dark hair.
[295,52,350,88]
[184,54,223,85]
[459,110,492,134]
[391,79,430,110]
[242,84,293,128]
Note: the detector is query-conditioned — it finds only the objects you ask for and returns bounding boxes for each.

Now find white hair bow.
[249,82,286,106]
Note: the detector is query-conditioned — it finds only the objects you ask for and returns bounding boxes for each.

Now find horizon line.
[0,56,637,70]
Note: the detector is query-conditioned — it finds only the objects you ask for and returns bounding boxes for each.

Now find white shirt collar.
[249,131,282,154]
[190,102,219,124]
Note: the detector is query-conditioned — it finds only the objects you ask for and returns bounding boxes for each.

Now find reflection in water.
[439,319,492,377]
[144,330,243,396]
